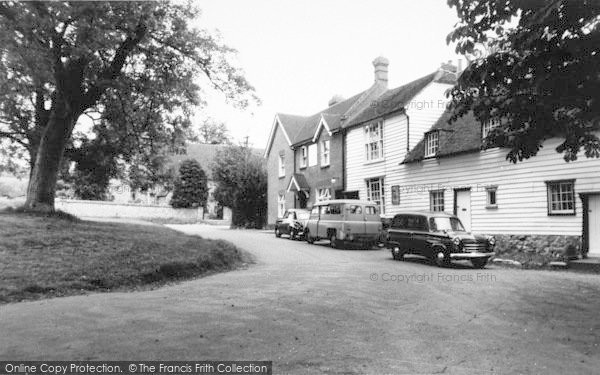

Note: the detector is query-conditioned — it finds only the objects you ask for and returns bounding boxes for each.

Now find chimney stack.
[372,56,389,86]
[328,94,345,107]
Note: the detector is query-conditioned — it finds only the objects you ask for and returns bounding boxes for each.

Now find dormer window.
[482,118,500,139]
[425,131,439,157]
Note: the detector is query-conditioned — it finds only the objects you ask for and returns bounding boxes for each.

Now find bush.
[170,159,208,208]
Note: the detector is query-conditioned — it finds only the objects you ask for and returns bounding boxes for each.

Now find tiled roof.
[344,72,437,128]
[402,110,482,163]
[277,91,366,146]
[170,143,263,179]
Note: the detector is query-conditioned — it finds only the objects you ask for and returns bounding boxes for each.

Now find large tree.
[446,0,600,162]
[212,145,267,228]
[0,1,256,211]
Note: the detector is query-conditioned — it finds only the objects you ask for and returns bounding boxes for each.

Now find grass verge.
[0,210,247,303]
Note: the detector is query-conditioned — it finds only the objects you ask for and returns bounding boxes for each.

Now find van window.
[348,205,362,214]
[321,204,341,215]
[310,206,319,217]
[365,206,378,215]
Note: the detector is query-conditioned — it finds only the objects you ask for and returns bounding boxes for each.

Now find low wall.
[493,234,581,267]
[55,199,203,221]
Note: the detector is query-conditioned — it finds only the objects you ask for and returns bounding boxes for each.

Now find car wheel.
[471,258,488,269]
[433,248,450,267]
[288,228,296,240]
[275,227,281,238]
[391,246,404,261]
[306,229,314,244]
[329,232,340,248]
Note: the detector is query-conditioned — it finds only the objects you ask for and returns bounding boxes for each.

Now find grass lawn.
[0,210,247,303]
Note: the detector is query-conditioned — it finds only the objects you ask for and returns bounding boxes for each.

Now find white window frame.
[364,121,384,162]
[425,131,439,157]
[278,154,285,178]
[277,194,286,218]
[366,177,385,214]
[300,146,308,168]
[482,118,500,139]
[308,144,318,167]
[547,180,576,215]
[316,188,331,202]
[320,140,330,167]
[430,190,444,212]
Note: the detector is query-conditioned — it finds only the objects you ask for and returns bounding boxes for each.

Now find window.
[308,144,317,167]
[425,131,439,157]
[546,180,576,215]
[317,188,331,202]
[391,185,400,205]
[365,206,378,215]
[364,121,384,161]
[277,194,286,217]
[430,190,444,212]
[320,140,330,167]
[366,177,385,214]
[486,186,498,208]
[482,118,500,139]
[348,205,362,215]
[300,146,308,168]
[322,204,341,215]
[278,154,285,178]
[406,215,428,231]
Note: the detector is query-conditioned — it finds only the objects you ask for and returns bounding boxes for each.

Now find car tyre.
[305,229,314,244]
[391,246,405,261]
[471,258,488,269]
[329,232,340,248]
[288,228,296,240]
[275,227,282,238]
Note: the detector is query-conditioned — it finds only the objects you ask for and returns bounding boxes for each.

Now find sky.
[193,0,463,149]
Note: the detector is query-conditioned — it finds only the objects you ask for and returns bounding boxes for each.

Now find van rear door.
[346,204,366,237]
[364,205,381,237]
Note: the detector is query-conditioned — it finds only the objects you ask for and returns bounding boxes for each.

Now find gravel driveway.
[1,224,600,374]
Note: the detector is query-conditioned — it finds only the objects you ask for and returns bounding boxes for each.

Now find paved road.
[2,225,600,374]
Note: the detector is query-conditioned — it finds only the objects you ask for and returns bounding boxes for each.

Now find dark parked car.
[385,211,495,268]
[275,209,311,240]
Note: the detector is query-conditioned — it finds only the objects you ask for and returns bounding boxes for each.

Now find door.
[346,204,366,237]
[455,189,472,231]
[364,205,380,238]
[589,195,600,257]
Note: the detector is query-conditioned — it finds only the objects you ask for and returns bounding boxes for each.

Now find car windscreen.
[296,211,310,220]
[430,217,465,232]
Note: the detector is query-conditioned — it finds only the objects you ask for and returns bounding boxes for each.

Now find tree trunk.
[24,103,77,212]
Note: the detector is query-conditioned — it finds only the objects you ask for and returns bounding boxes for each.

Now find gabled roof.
[402,110,482,164]
[286,173,310,192]
[344,72,437,128]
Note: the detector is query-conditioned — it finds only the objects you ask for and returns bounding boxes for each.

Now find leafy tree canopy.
[170,159,208,209]
[447,0,600,162]
[0,1,257,210]
[198,118,231,144]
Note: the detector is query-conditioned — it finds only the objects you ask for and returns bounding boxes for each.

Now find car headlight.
[452,236,462,250]
[487,236,496,246]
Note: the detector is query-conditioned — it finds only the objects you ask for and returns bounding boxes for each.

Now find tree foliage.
[446,0,600,162]
[170,159,208,209]
[212,146,267,228]
[0,1,257,211]
[198,118,231,144]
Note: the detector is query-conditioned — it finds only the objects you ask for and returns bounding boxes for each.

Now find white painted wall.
[56,199,203,221]
[345,81,451,212]
[405,82,453,150]
[385,138,600,236]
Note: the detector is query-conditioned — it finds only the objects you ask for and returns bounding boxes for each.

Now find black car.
[275,209,311,240]
[385,211,495,268]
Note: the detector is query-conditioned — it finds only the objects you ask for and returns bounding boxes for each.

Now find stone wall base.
[493,234,581,267]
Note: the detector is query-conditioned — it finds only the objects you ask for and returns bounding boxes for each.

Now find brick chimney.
[372,56,389,86]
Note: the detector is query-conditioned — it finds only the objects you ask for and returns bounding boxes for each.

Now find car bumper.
[450,252,495,260]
